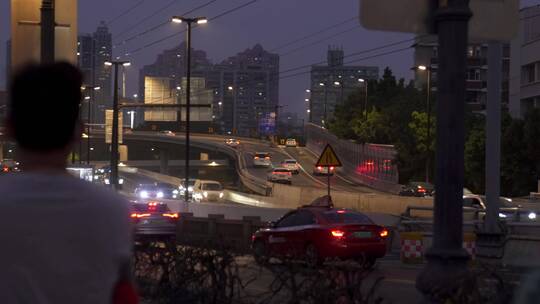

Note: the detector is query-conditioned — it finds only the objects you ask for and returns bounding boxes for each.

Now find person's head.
[8,62,83,168]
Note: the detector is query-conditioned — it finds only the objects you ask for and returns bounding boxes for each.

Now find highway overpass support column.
[160,149,169,175]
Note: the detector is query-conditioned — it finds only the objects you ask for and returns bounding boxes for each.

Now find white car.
[192,180,225,202]
[285,138,297,147]
[313,165,335,176]
[267,168,292,184]
[225,138,240,148]
[253,152,272,167]
[159,130,175,136]
[281,159,300,174]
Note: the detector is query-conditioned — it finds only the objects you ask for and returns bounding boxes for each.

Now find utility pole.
[41,0,55,63]
[416,0,472,301]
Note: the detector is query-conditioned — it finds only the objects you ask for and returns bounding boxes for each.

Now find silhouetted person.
[0,63,137,304]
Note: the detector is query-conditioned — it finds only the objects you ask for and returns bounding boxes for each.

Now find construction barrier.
[400,232,423,264]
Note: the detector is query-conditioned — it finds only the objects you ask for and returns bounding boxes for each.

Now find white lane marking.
[278,146,329,188]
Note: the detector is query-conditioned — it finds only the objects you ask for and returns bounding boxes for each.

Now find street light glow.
[228,86,234,91]
[218,101,223,106]
[418,65,428,71]
[176,86,182,90]
[171,17,183,23]
[94,86,101,91]
[319,83,325,87]
[305,98,309,102]
[122,62,131,67]
[306,89,311,93]
[197,18,208,24]
[334,81,341,86]
[358,78,365,83]
[104,61,113,66]
[307,109,311,113]
[84,96,91,100]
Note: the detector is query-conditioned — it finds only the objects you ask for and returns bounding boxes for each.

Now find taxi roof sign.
[315,144,342,167]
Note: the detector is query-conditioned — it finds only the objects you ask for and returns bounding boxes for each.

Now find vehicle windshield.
[202,183,222,191]
[273,169,290,173]
[322,211,374,224]
[255,153,270,158]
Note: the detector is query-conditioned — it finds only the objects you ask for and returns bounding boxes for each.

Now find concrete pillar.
[159,149,169,175]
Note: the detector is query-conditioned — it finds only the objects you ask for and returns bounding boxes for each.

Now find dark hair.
[9,62,83,151]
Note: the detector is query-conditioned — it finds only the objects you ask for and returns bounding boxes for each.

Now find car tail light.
[331,230,345,238]
[379,229,389,238]
[130,213,151,218]
[418,188,426,193]
[317,166,322,170]
[265,156,270,160]
[162,213,179,219]
[2,167,8,172]
[254,156,259,160]
[337,210,346,214]
[330,166,335,171]
[148,202,158,206]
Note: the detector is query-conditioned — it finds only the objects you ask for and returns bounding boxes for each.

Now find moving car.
[131,201,178,238]
[285,138,297,147]
[399,182,434,197]
[225,138,240,148]
[463,194,536,221]
[179,178,197,199]
[135,183,167,200]
[313,165,335,176]
[251,203,388,268]
[281,159,300,174]
[159,130,175,136]
[155,182,180,199]
[253,152,272,168]
[0,159,20,173]
[267,168,293,184]
[192,180,225,202]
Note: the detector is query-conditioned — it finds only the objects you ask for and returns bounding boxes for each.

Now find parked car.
[313,165,335,176]
[192,180,225,202]
[253,152,272,167]
[130,201,178,238]
[285,138,297,147]
[267,168,293,184]
[225,138,240,148]
[251,203,388,268]
[399,182,434,197]
[463,194,536,221]
[281,159,300,174]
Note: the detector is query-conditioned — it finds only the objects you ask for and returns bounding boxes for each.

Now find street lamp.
[334,81,345,106]
[358,78,368,121]
[104,60,130,190]
[319,82,328,127]
[413,65,432,183]
[82,85,101,165]
[172,15,208,202]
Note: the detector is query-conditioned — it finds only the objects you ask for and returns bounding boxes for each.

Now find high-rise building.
[92,21,112,123]
[509,6,540,118]
[215,44,279,136]
[77,34,94,85]
[139,43,279,136]
[414,35,510,111]
[309,47,379,126]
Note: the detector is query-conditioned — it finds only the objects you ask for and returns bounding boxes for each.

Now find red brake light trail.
[162,213,179,219]
[130,213,151,218]
[380,229,389,238]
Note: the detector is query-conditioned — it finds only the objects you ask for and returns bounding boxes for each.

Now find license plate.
[352,231,372,238]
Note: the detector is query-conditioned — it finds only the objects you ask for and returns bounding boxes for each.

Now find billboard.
[11,0,78,72]
[259,112,276,135]
[144,77,177,122]
[105,110,123,144]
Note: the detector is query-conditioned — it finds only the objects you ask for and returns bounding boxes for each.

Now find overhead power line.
[125,0,259,57]
[279,25,360,57]
[115,0,218,48]
[107,0,146,26]
[270,16,357,52]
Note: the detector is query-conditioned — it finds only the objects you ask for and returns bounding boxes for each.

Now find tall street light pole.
[358,79,368,121]
[82,85,101,165]
[417,65,432,184]
[41,0,55,63]
[416,0,472,300]
[172,16,208,202]
[319,82,328,127]
[104,60,131,190]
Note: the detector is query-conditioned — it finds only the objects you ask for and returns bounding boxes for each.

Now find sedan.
[131,202,179,238]
[252,206,388,268]
[135,184,167,200]
[267,168,292,184]
[225,138,240,148]
[281,159,300,174]
[313,165,335,176]
[159,130,176,136]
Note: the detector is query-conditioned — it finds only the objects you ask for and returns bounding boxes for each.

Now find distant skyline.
[1,0,539,115]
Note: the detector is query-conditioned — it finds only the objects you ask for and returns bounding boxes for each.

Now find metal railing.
[305,123,400,192]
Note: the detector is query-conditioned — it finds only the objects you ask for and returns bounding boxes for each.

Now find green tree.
[408,111,436,154]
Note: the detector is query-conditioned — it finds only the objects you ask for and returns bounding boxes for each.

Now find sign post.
[315,144,342,199]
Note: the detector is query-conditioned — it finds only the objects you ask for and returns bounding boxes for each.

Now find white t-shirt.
[0,172,132,304]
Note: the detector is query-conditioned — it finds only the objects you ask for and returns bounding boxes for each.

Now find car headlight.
[104,178,110,185]
[173,189,179,195]
[203,191,208,198]
[498,213,507,218]
[94,175,99,180]
[119,178,124,185]
[219,192,224,198]
[140,191,149,199]
[157,192,164,198]
[188,186,193,192]
[529,212,537,220]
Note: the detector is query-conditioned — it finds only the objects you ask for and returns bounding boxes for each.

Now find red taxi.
[251,204,388,268]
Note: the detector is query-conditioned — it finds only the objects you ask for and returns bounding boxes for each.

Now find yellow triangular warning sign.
[315,144,342,167]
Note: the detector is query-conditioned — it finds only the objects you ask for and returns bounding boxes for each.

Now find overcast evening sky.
[1,0,539,115]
